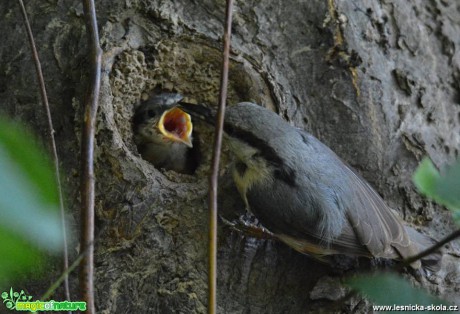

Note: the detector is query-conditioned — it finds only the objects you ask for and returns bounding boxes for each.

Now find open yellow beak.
[158,107,193,148]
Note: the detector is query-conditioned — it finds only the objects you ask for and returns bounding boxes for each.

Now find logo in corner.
[1,288,33,310]
[1,288,86,312]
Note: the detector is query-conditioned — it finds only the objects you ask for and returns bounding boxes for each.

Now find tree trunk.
[1,0,459,312]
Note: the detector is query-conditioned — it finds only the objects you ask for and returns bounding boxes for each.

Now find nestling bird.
[179,101,442,272]
[133,93,195,173]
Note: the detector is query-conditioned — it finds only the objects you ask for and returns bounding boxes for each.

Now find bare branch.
[208,1,234,313]
[17,0,71,303]
[41,244,91,301]
[399,228,460,270]
[80,0,102,313]
[331,228,460,311]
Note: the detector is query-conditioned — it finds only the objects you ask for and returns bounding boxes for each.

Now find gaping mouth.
[158,107,193,147]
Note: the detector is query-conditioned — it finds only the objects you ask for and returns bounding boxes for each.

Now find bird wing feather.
[290,130,419,262]
[341,163,418,259]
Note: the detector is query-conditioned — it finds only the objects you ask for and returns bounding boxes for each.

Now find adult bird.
[179,101,442,272]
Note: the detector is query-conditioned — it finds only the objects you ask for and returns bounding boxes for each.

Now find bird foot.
[220,215,276,240]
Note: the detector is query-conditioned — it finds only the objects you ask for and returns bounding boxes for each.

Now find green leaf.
[0,229,45,284]
[413,159,439,195]
[0,118,58,205]
[435,161,460,210]
[0,118,63,284]
[413,158,460,221]
[346,273,447,311]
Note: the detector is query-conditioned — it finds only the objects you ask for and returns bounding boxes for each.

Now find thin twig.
[17,0,71,303]
[208,1,234,313]
[332,228,460,310]
[41,244,91,300]
[41,225,104,301]
[399,228,460,270]
[80,0,102,313]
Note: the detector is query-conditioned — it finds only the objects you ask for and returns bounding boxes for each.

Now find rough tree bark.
[0,0,459,313]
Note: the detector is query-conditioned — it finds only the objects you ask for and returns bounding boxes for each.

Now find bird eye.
[146,109,156,118]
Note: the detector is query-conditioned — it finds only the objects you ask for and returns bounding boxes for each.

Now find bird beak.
[158,107,193,148]
[177,101,216,125]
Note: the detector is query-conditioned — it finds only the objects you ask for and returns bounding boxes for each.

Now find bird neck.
[232,157,273,210]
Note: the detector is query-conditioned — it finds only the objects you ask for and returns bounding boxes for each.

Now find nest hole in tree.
[109,39,275,175]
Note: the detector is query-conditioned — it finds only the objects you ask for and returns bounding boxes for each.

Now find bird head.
[177,101,291,168]
[134,94,193,148]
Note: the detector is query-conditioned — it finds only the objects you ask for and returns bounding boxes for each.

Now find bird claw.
[220,215,276,240]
